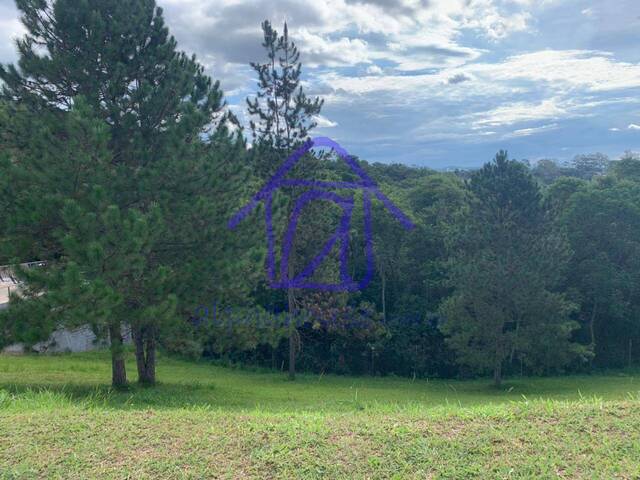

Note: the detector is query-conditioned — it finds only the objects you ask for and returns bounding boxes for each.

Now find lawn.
[0,351,639,478]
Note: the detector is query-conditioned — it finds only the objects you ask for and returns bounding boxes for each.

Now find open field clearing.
[0,352,639,479]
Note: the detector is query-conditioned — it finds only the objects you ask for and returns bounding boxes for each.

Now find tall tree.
[246,20,323,379]
[0,0,251,386]
[440,151,586,386]
[0,100,136,385]
[247,21,323,162]
[559,171,640,367]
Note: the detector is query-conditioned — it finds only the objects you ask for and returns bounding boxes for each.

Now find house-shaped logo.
[228,137,415,291]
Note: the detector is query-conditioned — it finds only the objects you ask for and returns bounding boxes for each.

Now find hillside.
[0,352,638,478]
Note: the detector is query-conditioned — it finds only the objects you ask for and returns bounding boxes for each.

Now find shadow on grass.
[0,381,234,410]
[1,351,637,411]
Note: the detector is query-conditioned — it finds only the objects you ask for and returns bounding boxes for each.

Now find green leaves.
[0,0,252,384]
[440,151,582,384]
[559,166,640,367]
[247,20,323,167]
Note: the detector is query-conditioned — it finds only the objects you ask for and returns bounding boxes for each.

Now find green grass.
[0,351,639,478]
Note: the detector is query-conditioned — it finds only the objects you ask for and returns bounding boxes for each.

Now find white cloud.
[463,10,530,40]
[296,29,372,67]
[0,10,25,64]
[628,124,640,130]
[3,0,639,166]
[155,0,546,75]
[472,100,566,128]
[314,115,338,128]
[609,127,620,131]
[469,50,640,92]
[505,123,559,138]
[318,50,640,101]
[314,49,640,142]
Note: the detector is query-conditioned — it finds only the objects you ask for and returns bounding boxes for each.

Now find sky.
[2,0,640,169]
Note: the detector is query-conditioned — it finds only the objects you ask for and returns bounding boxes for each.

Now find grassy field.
[0,352,639,478]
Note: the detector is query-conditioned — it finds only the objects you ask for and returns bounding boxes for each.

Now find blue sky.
[2,0,640,168]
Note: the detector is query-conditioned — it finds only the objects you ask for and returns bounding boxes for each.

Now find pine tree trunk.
[134,327,145,379]
[109,323,127,388]
[287,238,297,380]
[134,326,156,385]
[288,288,296,380]
[143,334,156,385]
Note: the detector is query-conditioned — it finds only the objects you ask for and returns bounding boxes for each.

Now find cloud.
[314,115,339,128]
[295,29,372,67]
[472,99,566,128]
[609,127,620,131]
[313,49,640,152]
[463,10,530,40]
[628,124,640,130]
[0,1,24,65]
[318,50,640,102]
[343,0,429,16]
[157,0,540,74]
[469,50,640,92]
[505,123,559,138]
[3,0,640,168]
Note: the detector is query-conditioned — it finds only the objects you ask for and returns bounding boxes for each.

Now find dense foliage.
[1,1,639,386]
[0,0,257,386]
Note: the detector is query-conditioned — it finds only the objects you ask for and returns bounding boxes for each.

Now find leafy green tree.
[338,166,465,378]
[532,158,563,185]
[611,152,640,182]
[544,177,588,217]
[560,172,640,367]
[440,151,586,386]
[401,173,469,315]
[0,0,253,386]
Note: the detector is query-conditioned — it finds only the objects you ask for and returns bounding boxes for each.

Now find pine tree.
[246,20,324,380]
[0,99,136,385]
[440,152,587,386]
[0,0,253,386]
[247,20,323,176]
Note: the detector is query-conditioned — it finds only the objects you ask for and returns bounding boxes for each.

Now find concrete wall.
[33,325,105,353]
[2,325,132,355]
[0,263,133,355]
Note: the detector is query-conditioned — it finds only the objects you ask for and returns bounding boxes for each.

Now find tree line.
[1,0,638,387]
